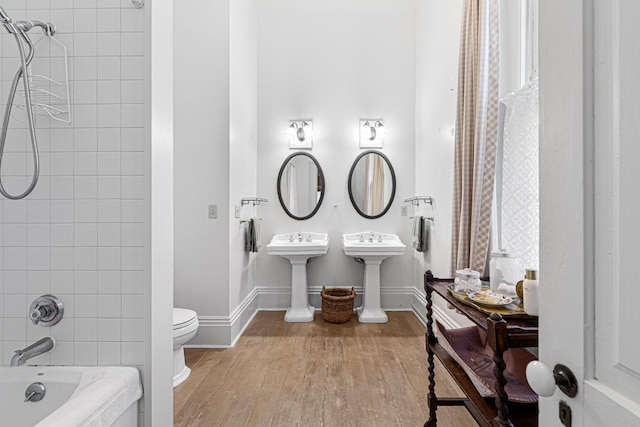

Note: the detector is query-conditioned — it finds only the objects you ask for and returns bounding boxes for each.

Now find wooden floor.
[174,311,478,427]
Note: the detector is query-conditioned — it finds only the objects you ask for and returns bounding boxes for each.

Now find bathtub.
[0,366,142,427]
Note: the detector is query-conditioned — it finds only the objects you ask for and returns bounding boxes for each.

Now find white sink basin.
[266,232,329,257]
[342,232,405,323]
[266,232,329,323]
[342,232,406,258]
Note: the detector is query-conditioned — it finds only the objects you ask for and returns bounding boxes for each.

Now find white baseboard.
[260,285,417,311]
[188,285,464,348]
[187,287,259,348]
[410,287,462,329]
[256,286,292,310]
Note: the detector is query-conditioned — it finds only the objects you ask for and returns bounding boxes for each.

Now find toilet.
[173,308,199,388]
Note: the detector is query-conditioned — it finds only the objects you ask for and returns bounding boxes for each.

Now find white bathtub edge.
[34,366,142,427]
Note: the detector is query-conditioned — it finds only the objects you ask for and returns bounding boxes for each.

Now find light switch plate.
[208,205,217,219]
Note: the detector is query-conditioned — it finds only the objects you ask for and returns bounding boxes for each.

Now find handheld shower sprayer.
[0,6,56,200]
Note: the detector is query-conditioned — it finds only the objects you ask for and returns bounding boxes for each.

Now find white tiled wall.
[0,0,146,368]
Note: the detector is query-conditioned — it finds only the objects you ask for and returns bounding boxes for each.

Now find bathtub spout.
[10,337,55,367]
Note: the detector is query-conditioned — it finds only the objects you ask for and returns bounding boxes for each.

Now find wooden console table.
[423,271,539,427]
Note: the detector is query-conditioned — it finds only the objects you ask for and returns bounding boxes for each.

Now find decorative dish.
[467,290,513,307]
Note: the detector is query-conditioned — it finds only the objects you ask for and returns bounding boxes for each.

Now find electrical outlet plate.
[234,205,240,218]
[400,205,408,216]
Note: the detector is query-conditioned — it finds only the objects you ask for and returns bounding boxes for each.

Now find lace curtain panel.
[499,79,540,269]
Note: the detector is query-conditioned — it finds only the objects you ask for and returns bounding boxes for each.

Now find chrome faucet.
[369,231,375,242]
[10,337,55,367]
[297,231,303,242]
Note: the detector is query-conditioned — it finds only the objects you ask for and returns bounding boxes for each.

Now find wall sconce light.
[359,119,386,148]
[284,119,315,149]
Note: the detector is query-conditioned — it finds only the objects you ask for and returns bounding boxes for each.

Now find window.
[493,0,539,270]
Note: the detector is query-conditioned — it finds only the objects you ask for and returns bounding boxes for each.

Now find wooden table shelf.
[424,271,539,427]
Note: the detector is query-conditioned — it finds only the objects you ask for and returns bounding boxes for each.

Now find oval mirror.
[348,150,396,219]
[277,152,325,220]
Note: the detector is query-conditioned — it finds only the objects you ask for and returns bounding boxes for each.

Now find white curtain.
[500,79,539,269]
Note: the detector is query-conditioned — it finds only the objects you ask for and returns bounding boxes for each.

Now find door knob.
[526,361,578,398]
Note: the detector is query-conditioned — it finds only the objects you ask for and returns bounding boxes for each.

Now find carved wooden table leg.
[424,281,438,427]
[488,313,513,427]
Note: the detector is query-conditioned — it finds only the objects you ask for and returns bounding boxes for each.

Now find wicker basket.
[321,286,356,323]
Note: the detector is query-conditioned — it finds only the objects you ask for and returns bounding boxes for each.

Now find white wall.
[174,0,231,322]
[256,0,419,303]
[414,0,461,279]
[148,0,175,423]
[174,0,260,346]
[173,0,471,344]
[229,0,258,314]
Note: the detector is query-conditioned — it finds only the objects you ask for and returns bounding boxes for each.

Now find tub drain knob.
[24,382,46,402]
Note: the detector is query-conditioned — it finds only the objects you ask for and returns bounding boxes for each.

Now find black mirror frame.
[347,150,396,219]
[276,152,326,221]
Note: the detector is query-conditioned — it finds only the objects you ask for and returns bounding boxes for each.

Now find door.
[539,0,640,425]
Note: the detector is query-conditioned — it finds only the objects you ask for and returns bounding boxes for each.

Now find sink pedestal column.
[284,257,315,322]
[357,259,388,323]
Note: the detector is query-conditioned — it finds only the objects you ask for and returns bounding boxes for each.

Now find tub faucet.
[10,337,55,367]
[369,231,375,242]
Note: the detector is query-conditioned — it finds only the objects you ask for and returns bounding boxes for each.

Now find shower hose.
[0,10,41,200]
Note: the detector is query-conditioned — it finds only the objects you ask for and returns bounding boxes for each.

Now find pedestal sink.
[342,232,406,323]
[266,232,329,322]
